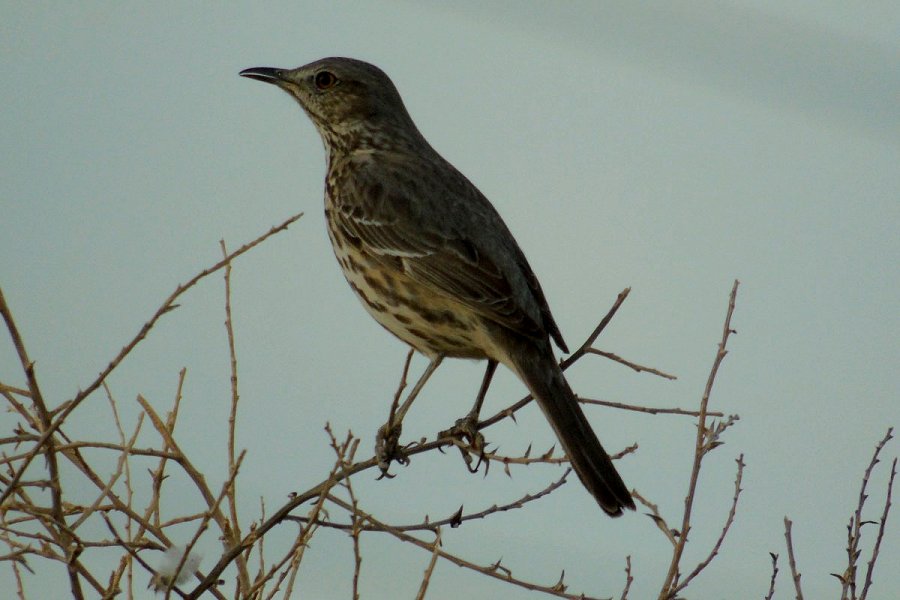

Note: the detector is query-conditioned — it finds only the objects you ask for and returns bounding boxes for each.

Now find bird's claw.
[439,414,488,474]
[375,421,410,479]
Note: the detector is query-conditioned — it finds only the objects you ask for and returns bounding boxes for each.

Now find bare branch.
[764,553,779,600]
[658,280,739,599]
[414,528,442,600]
[0,212,304,508]
[675,454,745,593]
[219,240,248,593]
[632,489,677,548]
[290,470,571,534]
[784,517,804,600]
[324,494,609,600]
[861,455,896,600]
[619,555,633,600]
[0,287,76,596]
[579,397,722,418]
[584,348,676,380]
[137,395,251,590]
[850,427,895,600]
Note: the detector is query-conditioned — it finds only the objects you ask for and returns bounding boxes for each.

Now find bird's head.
[240,57,417,152]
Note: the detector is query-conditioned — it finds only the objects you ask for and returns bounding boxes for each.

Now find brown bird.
[240,58,634,516]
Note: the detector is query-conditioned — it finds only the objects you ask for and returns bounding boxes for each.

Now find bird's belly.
[330,241,496,361]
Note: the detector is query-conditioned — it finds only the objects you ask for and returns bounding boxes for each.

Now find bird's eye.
[314,71,338,90]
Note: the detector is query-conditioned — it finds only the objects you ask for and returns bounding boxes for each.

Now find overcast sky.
[2,2,898,598]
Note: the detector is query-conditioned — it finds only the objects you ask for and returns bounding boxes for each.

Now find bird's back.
[325,146,568,354]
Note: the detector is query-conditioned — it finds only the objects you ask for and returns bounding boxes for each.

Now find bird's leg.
[440,359,497,472]
[464,359,497,432]
[376,354,444,476]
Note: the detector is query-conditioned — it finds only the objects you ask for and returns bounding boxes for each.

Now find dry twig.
[764,552,779,600]
[784,517,804,600]
[657,280,740,600]
[0,213,304,508]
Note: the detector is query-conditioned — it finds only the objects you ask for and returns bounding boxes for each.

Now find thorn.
[450,506,463,528]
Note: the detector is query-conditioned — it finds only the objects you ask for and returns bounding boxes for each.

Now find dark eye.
[314,71,338,90]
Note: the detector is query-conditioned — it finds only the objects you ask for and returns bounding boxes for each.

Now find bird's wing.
[330,156,565,348]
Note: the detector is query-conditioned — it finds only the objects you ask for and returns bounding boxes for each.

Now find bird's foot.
[375,421,410,479]
[439,413,488,474]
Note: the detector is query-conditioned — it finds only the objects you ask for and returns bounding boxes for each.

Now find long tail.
[510,341,635,516]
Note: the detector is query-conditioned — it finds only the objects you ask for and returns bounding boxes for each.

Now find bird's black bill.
[239,67,286,85]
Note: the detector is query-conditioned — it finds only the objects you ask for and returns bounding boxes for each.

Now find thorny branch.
[3,217,893,600]
[784,518,805,600]
[322,493,607,600]
[657,280,740,600]
[0,212,304,509]
[838,427,895,600]
[287,469,573,534]
[772,428,896,600]
[764,553,779,600]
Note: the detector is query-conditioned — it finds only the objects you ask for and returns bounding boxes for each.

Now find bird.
[240,57,635,516]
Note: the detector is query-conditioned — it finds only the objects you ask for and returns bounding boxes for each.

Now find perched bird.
[240,58,635,516]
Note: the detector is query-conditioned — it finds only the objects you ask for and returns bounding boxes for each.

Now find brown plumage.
[241,57,634,516]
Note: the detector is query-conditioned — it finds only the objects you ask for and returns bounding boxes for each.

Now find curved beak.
[239,67,287,85]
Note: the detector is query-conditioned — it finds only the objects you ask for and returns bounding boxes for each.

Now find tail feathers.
[514,348,635,516]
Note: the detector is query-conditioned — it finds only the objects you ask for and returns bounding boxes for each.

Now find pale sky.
[2,2,898,598]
